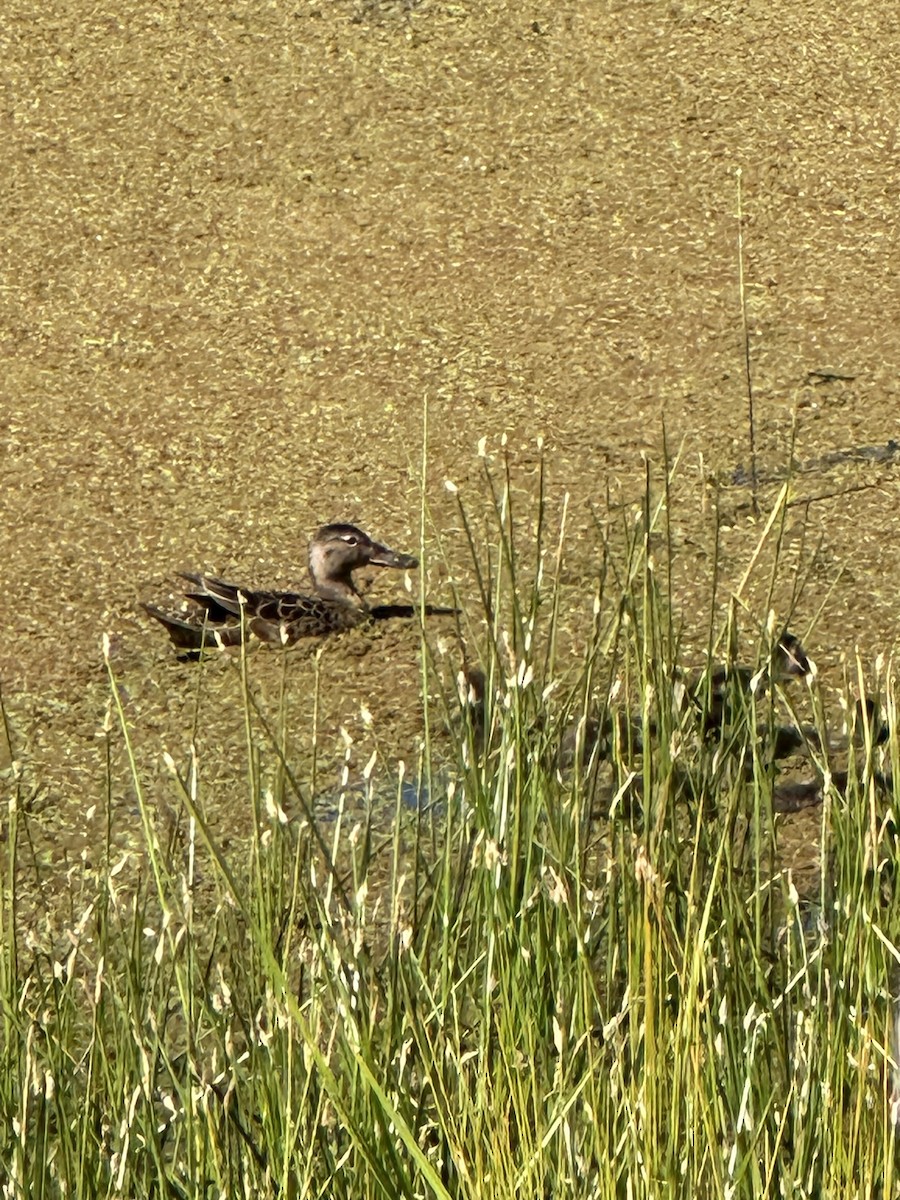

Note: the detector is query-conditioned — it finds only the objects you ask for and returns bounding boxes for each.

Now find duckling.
[144,522,429,655]
[686,631,809,734]
[771,697,892,812]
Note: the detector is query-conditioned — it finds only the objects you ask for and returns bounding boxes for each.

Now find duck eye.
[342,535,359,546]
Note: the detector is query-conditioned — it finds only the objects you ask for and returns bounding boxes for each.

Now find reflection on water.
[315,770,434,824]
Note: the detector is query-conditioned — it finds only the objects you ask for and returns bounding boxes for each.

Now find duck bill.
[367,542,419,570]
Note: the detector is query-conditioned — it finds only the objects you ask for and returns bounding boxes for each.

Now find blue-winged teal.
[143,522,435,655]
[461,632,811,768]
[688,630,810,732]
[772,698,893,813]
[574,631,812,755]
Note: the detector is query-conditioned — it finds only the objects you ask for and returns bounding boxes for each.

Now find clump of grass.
[1,452,899,1198]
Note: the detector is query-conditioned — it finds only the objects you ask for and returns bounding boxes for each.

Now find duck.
[143,522,445,656]
[771,695,893,811]
[565,632,812,755]
[686,630,810,733]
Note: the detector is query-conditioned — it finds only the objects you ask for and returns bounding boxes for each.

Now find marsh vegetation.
[5,2,900,1195]
[3,461,898,1198]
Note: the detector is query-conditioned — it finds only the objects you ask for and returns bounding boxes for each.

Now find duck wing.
[178,573,248,618]
[177,573,358,629]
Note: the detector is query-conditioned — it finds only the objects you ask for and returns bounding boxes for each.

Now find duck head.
[308,523,419,602]
[774,631,810,679]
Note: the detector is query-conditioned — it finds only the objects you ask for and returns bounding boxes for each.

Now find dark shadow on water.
[314,772,436,823]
